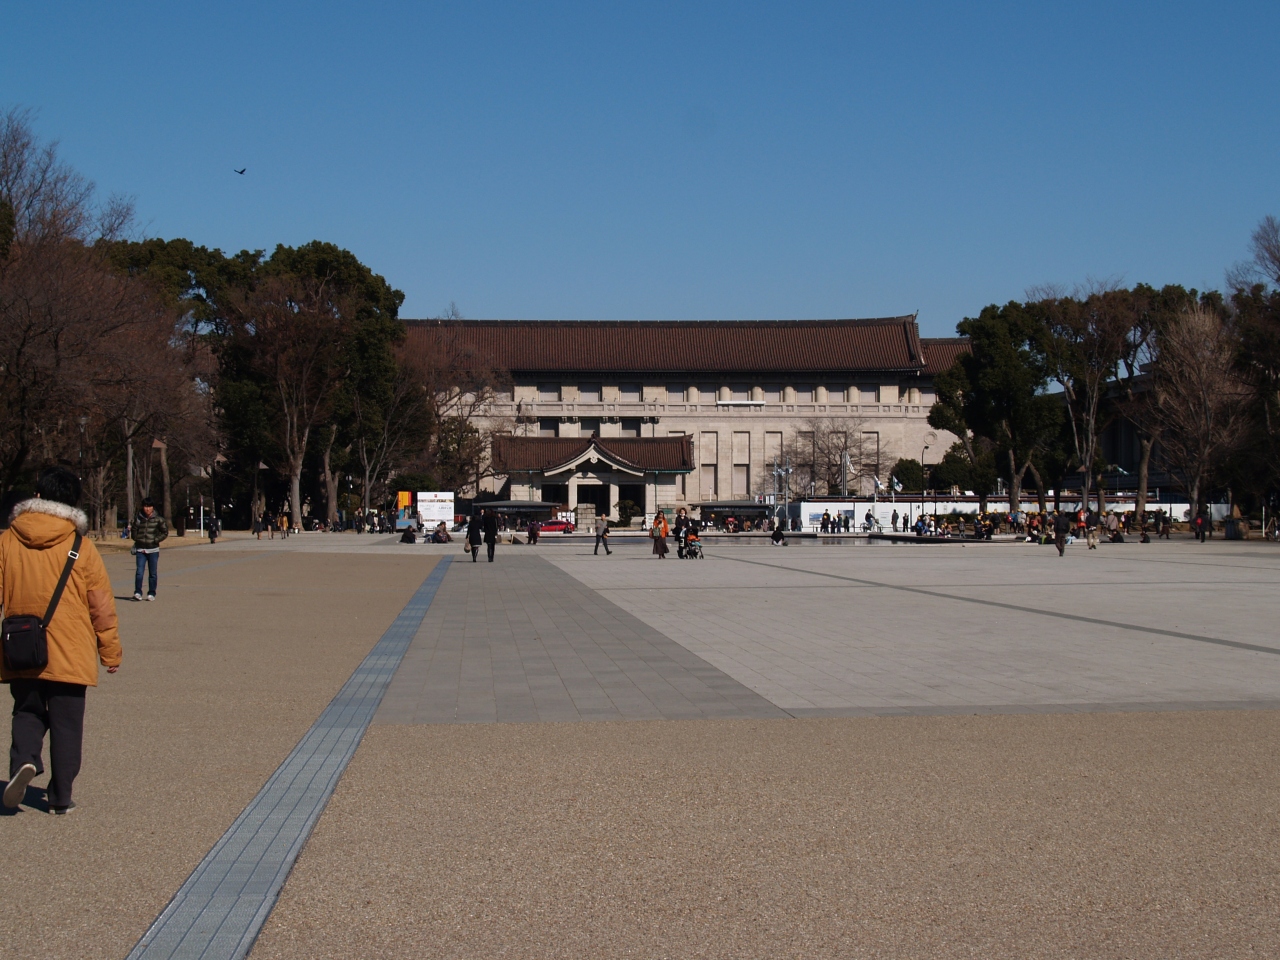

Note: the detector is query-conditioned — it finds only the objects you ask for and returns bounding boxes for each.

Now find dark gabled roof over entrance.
[492,435,694,474]
[404,317,935,376]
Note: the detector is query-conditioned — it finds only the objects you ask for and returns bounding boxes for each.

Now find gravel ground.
[253,710,1280,959]
[0,548,437,959]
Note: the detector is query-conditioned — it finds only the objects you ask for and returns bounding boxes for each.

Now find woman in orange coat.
[1,466,121,814]
[651,510,670,559]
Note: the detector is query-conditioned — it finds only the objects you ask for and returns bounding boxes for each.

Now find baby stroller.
[684,531,705,559]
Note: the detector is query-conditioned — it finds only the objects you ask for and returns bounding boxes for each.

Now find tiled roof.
[404,317,929,376]
[920,337,970,376]
[492,435,694,473]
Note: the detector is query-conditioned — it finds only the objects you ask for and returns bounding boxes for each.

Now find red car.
[537,519,576,534]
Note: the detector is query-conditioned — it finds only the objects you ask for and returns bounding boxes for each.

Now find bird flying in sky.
[233,168,246,175]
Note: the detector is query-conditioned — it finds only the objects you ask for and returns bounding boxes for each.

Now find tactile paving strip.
[126,557,451,960]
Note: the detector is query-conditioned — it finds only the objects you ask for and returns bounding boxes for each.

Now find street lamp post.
[919,443,930,530]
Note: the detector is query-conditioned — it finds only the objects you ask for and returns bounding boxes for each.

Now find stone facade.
[404,317,966,520]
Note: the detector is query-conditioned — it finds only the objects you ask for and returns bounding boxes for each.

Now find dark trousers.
[470,541,480,561]
[486,541,495,561]
[10,679,86,808]
[595,532,611,555]
[135,550,159,595]
[1055,532,1067,556]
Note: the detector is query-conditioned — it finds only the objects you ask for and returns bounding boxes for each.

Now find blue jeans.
[135,550,158,596]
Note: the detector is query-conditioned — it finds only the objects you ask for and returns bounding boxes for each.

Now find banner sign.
[416,491,455,525]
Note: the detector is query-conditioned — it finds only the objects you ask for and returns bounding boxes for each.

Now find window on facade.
[619,383,642,401]
[764,431,782,464]
[666,383,686,401]
[861,432,880,474]
[578,383,601,403]
[762,384,782,401]
[620,418,642,437]
[730,384,751,401]
[580,418,601,437]
[669,431,687,496]
[860,385,880,403]
[696,384,716,403]
[794,385,815,402]
[699,431,718,499]
[541,484,568,505]
[732,431,750,498]
[538,418,559,437]
[538,383,561,402]
[825,385,846,402]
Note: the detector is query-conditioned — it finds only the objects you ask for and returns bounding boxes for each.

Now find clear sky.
[5,2,1277,335]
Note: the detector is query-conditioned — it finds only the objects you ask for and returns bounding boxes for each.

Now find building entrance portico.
[492,435,694,521]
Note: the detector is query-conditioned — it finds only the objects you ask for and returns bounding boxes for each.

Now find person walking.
[131,497,168,601]
[2,466,122,815]
[891,509,899,532]
[651,510,670,559]
[673,507,691,558]
[1053,508,1073,557]
[594,517,612,556]
[208,515,221,545]
[483,508,499,562]
[1085,507,1100,550]
[466,511,483,561]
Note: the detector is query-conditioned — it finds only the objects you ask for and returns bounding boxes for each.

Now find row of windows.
[533,383,927,403]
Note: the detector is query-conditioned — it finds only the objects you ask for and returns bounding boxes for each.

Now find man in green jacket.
[132,498,169,601]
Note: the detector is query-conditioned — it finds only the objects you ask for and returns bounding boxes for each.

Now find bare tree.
[224,274,356,525]
[1150,304,1250,510]
[1032,282,1136,510]
[782,415,875,497]
[1227,214,1280,291]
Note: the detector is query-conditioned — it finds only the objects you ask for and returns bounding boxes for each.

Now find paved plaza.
[3,533,1280,958]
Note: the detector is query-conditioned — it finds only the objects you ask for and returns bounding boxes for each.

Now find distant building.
[404,317,966,519]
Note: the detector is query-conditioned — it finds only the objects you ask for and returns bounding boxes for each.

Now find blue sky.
[5,2,1277,335]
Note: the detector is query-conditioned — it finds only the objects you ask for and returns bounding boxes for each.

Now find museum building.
[404,316,966,520]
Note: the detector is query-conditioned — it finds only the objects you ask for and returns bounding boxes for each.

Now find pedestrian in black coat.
[483,509,499,562]
[467,512,484,562]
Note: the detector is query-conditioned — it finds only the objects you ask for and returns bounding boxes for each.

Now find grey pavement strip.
[715,553,1280,656]
[376,554,786,724]
[126,557,452,960]
[785,699,1280,717]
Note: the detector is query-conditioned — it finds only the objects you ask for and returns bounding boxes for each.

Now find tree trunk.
[1027,461,1047,516]
[1097,471,1107,516]
[321,425,340,524]
[290,455,304,534]
[125,441,135,522]
[1007,449,1023,513]
[159,441,172,523]
[1135,436,1153,520]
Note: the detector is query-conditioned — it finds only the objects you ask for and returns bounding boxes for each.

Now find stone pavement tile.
[545,541,1280,714]
[373,555,787,724]
[252,712,1280,960]
[0,547,439,960]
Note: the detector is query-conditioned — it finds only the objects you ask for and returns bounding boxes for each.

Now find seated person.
[432,521,452,543]
[399,528,417,544]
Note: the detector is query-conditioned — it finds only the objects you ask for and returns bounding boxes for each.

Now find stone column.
[608,482,619,520]
[644,476,657,517]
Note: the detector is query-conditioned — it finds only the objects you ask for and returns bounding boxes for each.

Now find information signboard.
[416,491,455,525]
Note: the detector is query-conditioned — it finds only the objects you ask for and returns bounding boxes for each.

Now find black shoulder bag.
[2,534,82,672]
